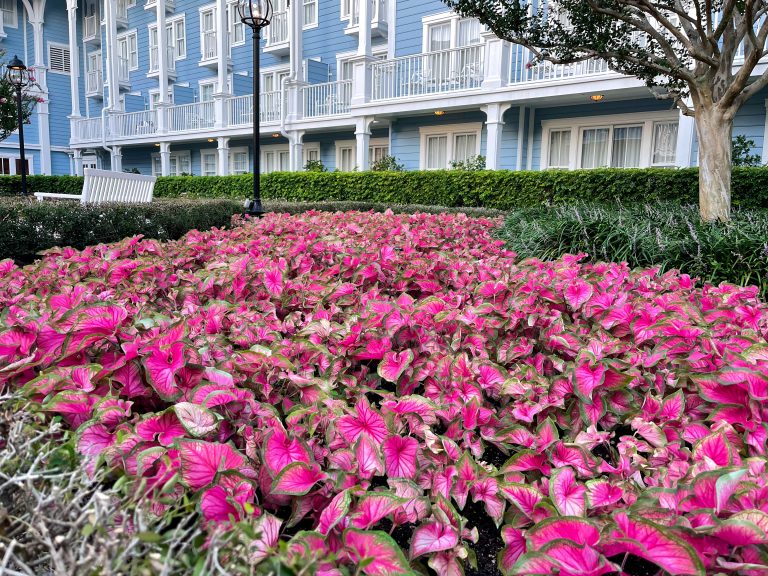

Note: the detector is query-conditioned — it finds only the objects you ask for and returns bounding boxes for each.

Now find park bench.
[34,168,156,204]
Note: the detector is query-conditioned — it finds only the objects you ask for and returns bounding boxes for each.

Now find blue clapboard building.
[0,0,766,176]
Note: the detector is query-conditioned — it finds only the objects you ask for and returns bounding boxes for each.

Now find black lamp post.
[238,0,274,217]
[5,56,30,197]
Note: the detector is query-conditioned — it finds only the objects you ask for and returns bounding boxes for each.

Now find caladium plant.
[1,210,767,575]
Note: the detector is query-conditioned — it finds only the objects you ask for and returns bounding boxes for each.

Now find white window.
[173,18,186,58]
[340,0,351,19]
[262,68,290,92]
[542,112,679,170]
[149,89,174,109]
[419,123,482,170]
[152,151,191,176]
[336,142,356,171]
[0,0,18,28]
[117,32,138,71]
[149,16,185,68]
[548,130,571,169]
[228,2,245,45]
[262,146,290,173]
[369,140,389,165]
[422,13,483,52]
[201,151,218,176]
[48,43,72,74]
[230,147,250,175]
[200,7,216,60]
[199,82,216,102]
[303,0,318,27]
[652,122,679,166]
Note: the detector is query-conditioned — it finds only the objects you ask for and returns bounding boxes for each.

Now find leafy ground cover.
[1,211,768,575]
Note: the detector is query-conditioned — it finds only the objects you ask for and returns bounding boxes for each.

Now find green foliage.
[496,202,768,296]
[304,159,328,172]
[732,135,763,167]
[0,198,243,264]
[0,174,85,196]
[370,155,405,172]
[450,155,487,171]
[0,51,41,142]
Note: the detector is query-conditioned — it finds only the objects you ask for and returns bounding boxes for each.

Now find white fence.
[168,102,216,132]
[74,117,103,143]
[508,44,611,84]
[268,11,289,45]
[227,92,282,126]
[303,80,353,117]
[111,110,158,138]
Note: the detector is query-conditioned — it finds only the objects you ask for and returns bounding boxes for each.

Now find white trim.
[418,122,482,169]
[0,153,35,175]
[336,47,387,81]
[335,139,356,171]
[227,0,246,47]
[421,11,484,53]
[0,0,18,29]
[116,29,139,71]
[229,146,250,174]
[200,148,218,176]
[150,150,191,176]
[47,42,73,75]
[148,14,186,62]
[541,110,679,170]
[303,0,319,29]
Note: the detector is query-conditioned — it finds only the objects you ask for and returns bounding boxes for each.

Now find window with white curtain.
[201,151,218,176]
[199,82,216,102]
[262,147,290,173]
[152,151,192,176]
[303,0,318,27]
[369,143,389,165]
[228,2,245,45]
[426,135,448,169]
[117,32,138,70]
[0,0,17,28]
[230,148,249,175]
[548,130,571,169]
[420,124,482,170]
[652,122,679,165]
[428,23,452,51]
[338,146,355,171]
[543,113,679,170]
[457,18,482,47]
[453,133,478,164]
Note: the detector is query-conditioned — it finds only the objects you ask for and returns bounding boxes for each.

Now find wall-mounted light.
[434,110,446,116]
[272,132,281,138]
[154,143,161,147]
[590,94,605,102]
[207,138,215,143]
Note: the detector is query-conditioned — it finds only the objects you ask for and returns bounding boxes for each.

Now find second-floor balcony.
[227,92,282,126]
[168,101,216,133]
[86,68,103,97]
[507,44,612,84]
[265,11,289,55]
[83,14,100,43]
[303,80,353,118]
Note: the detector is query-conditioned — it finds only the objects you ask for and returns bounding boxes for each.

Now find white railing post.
[481,32,509,90]
[355,116,373,171]
[74,149,84,176]
[482,102,511,170]
[160,142,171,176]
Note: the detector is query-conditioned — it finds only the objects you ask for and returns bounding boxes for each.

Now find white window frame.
[0,154,34,175]
[303,0,318,29]
[261,65,291,93]
[261,144,290,174]
[47,42,72,75]
[419,123,482,170]
[335,140,356,171]
[117,30,139,71]
[229,146,250,175]
[148,88,174,109]
[151,151,192,176]
[260,143,321,173]
[541,111,679,170]
[228,1,246,46]
[200,150,218,176]
[421,12,485,52]
[199,4,217,60]
[369,137,390,165]
[0,0,18,29]
[336,48,387,81]
[198,80,217,102]
[148,15,186,64]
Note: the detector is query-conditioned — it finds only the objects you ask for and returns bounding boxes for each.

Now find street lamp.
[238,0,275,217]
[5,55,31,197]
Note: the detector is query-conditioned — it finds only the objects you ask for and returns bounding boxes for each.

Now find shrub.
[732,135,763,166]
[304,159,328,172]
[496,201,768,296]
[449,154,486,171]
[0,197,243,264]
[371,155,405,171]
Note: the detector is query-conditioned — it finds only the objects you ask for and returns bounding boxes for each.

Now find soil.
[481,444,509,469]
[462,499,504,576]
[608,554,662,576]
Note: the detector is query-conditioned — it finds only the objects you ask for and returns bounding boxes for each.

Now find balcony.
[149,45,177,79]
[85,68,103,97]
[110,110,158,139]
[507,44,611,84]
[264,11,289,56]
[72,117,104,144]
[346,0,387,38]
[144,0,175,12]
[303,80,352,118]
[83,14,100,43]
[116,0,129,28]
[371,45,484,101]
[227,92,282,126]
[168,101,216,133]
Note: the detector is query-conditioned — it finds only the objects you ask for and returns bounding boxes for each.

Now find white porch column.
[74,149,84,176]
[357,0,371,56]
[526,107,536,170]
[355,116,374,171]
[112,145,123,172]
[482,103,512,170]
[350,0,374,107]
[214,0,230,129]
[676,103,696,168]
[66,0,81,118]
[157,0,169,108]
[516,106,526,171]
[290,130,305,171]
[105,0,120,111]
[27,3,51,175]
[481,33,510,90]
[217,137,230,176]
[285,0,305,125]
[160,142,171,176]
[762,100,768,165]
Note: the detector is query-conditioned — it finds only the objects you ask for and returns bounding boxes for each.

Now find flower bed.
[1,211,768,576]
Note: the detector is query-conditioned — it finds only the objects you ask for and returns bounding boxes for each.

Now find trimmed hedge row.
[2,167,768,210]
[0,198,243,265]
[496,202,768,296]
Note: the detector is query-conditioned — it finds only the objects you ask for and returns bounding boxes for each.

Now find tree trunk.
[695,106,733,223]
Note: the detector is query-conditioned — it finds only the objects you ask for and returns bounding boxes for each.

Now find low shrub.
[0,197,243,264]
[4,167,768,209]
[496,202,768,295]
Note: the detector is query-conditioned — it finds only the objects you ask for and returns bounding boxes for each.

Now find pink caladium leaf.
[178,439,247,491]
[263,265,285,297]
[263,428,312,476]
[410,522,459,559]
[250,513,282,565]
[172,402,219,437]
[142,342,185,401]
[338,399,389,444]
[271,462,325,496]
[565,279,594,310]
[573,362,606,402]
[605,513,705,576]
[526,517,601,550]
[76,421,115,457]
[501,483,544,519]
[344,529,411,575]
[377,349,414,383]
[356,434,385,480]
[200,484,252,523]
[136,411,187,446]
[550,466,587,517]
[350,492,407,530]
[318,489,352,535]
[586,479,624,509]
[499,526,527,573]
[382,435,419,479]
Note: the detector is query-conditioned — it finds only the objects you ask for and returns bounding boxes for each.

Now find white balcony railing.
[111,110,158,138]
[371,45,484,101]
[73,117,103,143]
[227,92,282,126]
[86,69,103,95]
[303,80,352,117]
[83,14,99,41]
[149,45,176,74]
[267,11,289,45]
[508,44,611,84]
[202,31,217,60]
[168,101,216,132]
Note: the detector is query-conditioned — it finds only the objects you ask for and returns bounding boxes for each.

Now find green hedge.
[0,175,85,197]
[496,202,768,296]
[0,198,243,265]
[3,168,768,210]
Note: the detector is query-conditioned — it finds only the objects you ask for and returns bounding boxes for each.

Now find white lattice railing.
[371,45,484,101]
[508,44,611,84]
[227,92,282,126]
[267,11,289,45]
[73,117,103,143]
[303,80,353,117]
[110,110,158,138]
[168,101,216,132]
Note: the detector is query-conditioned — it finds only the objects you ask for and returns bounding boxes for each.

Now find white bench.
[35,168,156,204]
